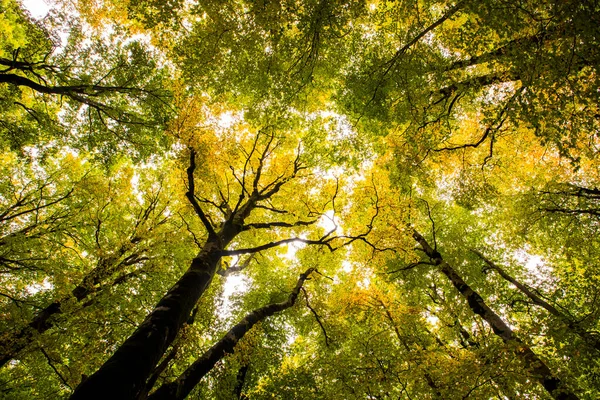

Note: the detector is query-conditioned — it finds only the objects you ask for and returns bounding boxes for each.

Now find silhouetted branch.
[148,268,315,400]
[242,219,318,231]
[41,348,72,391]
[301,287,330,346]
[185,148,217,238]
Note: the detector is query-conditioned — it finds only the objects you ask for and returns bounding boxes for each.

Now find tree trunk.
[412,230,579,400]
[233,364,249,400]
[472,249,600,352]
[146,268,314,400]
[70,144,307,399]
[70,239,223,400]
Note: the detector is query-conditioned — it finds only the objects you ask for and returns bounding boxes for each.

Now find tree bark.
[233,364,249,400]
[472,249,600,352]
[70,238,224,400]
[412,230,579,400]
[146,268,314,400]
[70,143,310,399]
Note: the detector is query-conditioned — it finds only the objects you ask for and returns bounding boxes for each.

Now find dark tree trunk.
[472,249,600,352]
[70,239,223,400]
[146,268,313,400]
[233,364,249,400]
[413,230,579,400]
[70,143,308,399]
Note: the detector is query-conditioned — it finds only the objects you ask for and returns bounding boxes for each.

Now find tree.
[147,267,315,400]
[472,249,600,353]
[70,124,369,398]
[0,161,174,367]
[412,229,578,400]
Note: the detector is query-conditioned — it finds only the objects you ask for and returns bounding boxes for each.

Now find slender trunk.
[412,230,579,400]
[380,302,442,399]
[0,252,141,368]
[147,268,314,400]
[234,364,249,400]
[70,238,223,400]
[444,24,567,72]
[472,249,600,352]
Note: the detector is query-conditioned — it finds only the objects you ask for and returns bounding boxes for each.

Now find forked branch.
[185,148,217,238]
[147,268,316,400]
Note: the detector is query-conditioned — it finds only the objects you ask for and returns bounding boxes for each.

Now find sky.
[21,0,50,19]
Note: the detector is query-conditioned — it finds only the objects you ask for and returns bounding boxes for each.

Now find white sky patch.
[323,111,355,141]
[514,248,551,273]
[21,0,72,55]
[283,239,307,260]
[26,277,53,294]
[357,276,371,288]
[513,248,555,288]
[523,254,545,272]
[355,265,374,289]
[426,314,440,327]
[21,0,50,19]
[284,322,297,347]
[217,112,237,129]
[218,274,250,320]
[318,210,339,234]
[130,173,144,204]
[342,260,353,273]
[483,81,519,103]
[203,110,243,133]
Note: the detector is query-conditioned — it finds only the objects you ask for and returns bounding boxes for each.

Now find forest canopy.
[0,0,599,399]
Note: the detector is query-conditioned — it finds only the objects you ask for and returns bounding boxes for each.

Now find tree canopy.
[1,0,599,398]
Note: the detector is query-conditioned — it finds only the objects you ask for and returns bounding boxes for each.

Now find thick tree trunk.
[0,301,60,368]
[146,268,313,400]
[70,144,304,399]
[412,230,579,400]
[472,249,600,352]
[70,239,223,400]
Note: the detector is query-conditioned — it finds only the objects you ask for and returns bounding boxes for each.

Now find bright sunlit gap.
[218,271,250,321]
[21,0,49,19]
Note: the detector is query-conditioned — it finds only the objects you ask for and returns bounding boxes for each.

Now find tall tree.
[70,126,364,398]
[412,230,579,400]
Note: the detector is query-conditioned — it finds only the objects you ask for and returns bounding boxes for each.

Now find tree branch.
[220,237,334,256]
[185,148,217,238]
[301,287,330,346]
[41,348,72,391]
[241,219,318,231]
[147,268,315,400]
[433,86,523,153]
[367,0,469,106]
